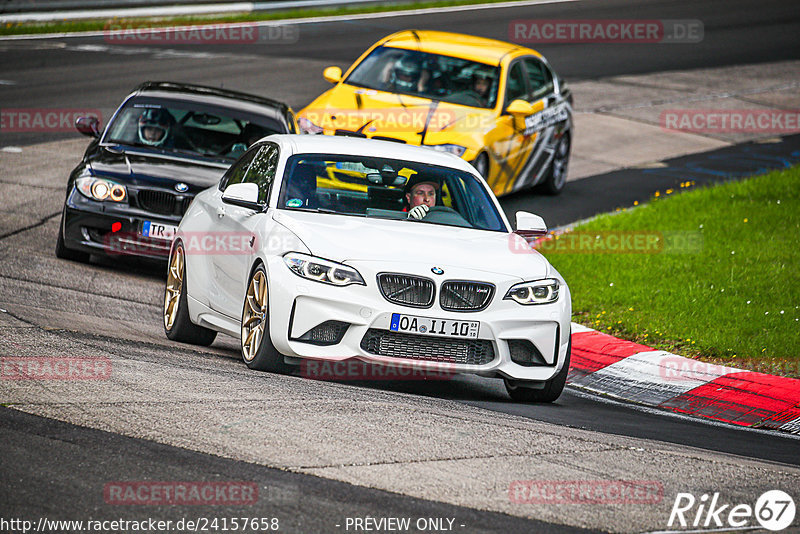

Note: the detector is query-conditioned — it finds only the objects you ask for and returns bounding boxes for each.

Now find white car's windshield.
[345,46,501,109]
[278,154,507,232]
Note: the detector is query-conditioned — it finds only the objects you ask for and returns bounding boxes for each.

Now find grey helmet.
[392,57,422,91]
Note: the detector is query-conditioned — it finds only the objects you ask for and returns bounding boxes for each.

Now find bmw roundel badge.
[431,267,444,275]
[175,182,189,193]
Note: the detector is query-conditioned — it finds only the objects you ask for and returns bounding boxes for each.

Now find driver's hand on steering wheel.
[408,205,429,220]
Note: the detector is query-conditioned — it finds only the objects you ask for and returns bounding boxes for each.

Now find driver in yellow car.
[405,176,439,220]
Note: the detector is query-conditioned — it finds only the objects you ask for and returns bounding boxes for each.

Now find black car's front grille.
[137,190,192,216]
[377,273,435,308]
[440,281,495,312]
[137,190,176,215]
[360,329,495,365]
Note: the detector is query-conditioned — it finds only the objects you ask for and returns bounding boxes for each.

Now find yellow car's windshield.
[345,46,501,109]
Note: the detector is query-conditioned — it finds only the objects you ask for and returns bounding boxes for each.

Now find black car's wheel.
[55,211,90,263]
[164,242,217,346]
[539,134,570,195]
[504,338,571,403]
[240,265,292,373]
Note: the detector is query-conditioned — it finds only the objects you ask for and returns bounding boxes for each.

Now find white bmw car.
[163,135,572,402]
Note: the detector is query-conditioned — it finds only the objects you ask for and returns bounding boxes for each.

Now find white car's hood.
[272,210,549,279]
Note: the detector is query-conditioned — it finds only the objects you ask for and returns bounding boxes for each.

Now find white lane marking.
[0,79,16,85]
[1,147,24,153]
[0,0,579,41]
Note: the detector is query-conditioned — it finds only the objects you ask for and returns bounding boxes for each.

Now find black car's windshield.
[345,46,501,109]
[278,154,507,232]
[104,97,285,162]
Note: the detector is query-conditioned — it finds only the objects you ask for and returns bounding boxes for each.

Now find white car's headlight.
[283,252,365,286]
[424,144,467,157]
[297,117,324,134]
[75,176,127,202]
[505,279,560,305]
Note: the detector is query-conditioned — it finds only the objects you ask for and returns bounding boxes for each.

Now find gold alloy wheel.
[241,270,267,362]
[163,245,184,330]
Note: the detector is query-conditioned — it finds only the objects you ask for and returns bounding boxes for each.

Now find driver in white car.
[405,176,439,220]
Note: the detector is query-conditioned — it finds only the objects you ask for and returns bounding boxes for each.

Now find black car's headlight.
[504,279,560,305]
[76,177,127,202]
[283,253,365,286]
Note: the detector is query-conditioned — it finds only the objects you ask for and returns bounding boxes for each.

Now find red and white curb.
[567,323,800,434]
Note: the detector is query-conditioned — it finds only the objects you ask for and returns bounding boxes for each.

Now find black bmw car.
[56,81,298,262]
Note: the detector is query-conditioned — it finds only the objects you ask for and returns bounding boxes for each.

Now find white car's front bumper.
[265,256,572,382]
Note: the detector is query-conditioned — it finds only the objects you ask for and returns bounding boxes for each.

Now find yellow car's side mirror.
[323,66,342,84]
[506,99,535,116]
[506,99,545,132]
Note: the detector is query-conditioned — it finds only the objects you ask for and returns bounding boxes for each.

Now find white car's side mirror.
[515,211,547,236]
[222,182,262,211]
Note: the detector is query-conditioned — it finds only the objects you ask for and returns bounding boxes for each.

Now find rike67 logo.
[668,490,796,531]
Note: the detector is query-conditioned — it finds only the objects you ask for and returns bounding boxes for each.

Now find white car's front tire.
[504,338,570,403]
[241,265,293,373]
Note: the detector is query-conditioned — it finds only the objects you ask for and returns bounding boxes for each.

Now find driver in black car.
[138,108,176,147]
[405,175,439,220]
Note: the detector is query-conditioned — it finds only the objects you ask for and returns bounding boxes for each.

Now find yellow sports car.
[298,30,573,196]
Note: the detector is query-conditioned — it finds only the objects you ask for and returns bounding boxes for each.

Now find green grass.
[546,166,800,377]
[0,0,524,36]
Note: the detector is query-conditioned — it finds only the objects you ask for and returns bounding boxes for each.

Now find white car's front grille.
[377,273,435,308]
[439,281,495,312]
[360,329,495,365]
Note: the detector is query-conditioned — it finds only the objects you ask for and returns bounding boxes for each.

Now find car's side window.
[242,144,279,204]
[505,62,528,106]
[218,146,261,191]
[523,58,554,101]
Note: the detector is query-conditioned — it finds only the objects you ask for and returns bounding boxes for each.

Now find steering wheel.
[458,90,487,107]
[423,206,472,227]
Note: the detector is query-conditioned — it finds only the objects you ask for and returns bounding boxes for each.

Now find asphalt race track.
[2,0,800,532]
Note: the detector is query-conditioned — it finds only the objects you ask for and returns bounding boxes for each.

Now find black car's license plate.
[389,313,479,339]
[141,220,177,241]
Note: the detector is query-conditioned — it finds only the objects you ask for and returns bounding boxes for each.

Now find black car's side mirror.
[75,116,101,138]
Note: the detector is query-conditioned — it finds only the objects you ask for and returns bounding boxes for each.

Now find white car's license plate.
[141,221,177,241]
[390,313,479,339]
